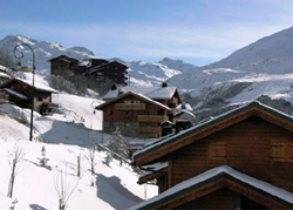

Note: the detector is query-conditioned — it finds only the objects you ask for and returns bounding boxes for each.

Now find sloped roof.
[48,55,78,63]
[96,91,171,111]
[3,88,27,100]
[103,86,179,102]
[130,165,293,210]
[146,86,178,100]
[133,101,293,166]
[16,73,57,93]
[89,60,128,74]
[0,73,57,93]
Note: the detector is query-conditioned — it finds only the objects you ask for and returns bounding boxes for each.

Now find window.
[208,142,226,161]
[109,110,114,115]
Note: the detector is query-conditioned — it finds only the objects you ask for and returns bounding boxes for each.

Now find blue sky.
[0,0,292,65]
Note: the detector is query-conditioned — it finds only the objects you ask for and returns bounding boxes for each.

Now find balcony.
[137,126,161,133]
[115,103,146,110]
[137,115,168,122]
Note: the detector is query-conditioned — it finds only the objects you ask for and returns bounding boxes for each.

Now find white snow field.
[0,137,157,210]
[0,112,157,210]
[0,73,157,209]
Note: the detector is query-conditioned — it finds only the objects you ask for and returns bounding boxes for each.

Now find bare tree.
[88,145,97,187]
[54,170,79,210]
[76,155,81,178]
[7,147,24,198]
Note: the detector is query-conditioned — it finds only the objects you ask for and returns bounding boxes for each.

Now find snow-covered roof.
[141,162,168,172]
[15,73,57,93]
[97,91,171,111]
[3,88,28,100]
[103,87,140,101]
[130,165,293,210]
[0,72,10,79]
[133,101,293,162]
[103,85,179,101]
[138,162,168,184]
[174,109,195,122]
[146,86,177,100]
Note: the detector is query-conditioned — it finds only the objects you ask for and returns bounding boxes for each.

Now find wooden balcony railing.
[137,126,161,133]
[115,103,146,110]
[137,115,168,122]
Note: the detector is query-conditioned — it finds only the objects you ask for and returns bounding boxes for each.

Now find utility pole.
[14,43,36,141]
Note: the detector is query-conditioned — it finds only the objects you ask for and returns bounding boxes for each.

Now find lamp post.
[13,43,36,141]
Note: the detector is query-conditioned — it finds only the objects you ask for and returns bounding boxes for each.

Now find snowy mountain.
[128,60,182,87]
[1,29,293,115]
[168,27,293,115]
[0,35,194,87]
[202,27,293,74]
[0,35,95,73]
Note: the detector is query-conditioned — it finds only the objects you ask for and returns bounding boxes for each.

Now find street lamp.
[13,43,36,141]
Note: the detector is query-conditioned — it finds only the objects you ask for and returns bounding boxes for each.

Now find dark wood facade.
[0,79,55,114]
[132,102,293,210]
[49,55,79,76]
[49,55,128,86]
[97,92,171,138]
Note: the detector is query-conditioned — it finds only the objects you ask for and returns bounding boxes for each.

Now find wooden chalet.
[0,75,57,115]
[132,101,293,210]
[49,55,80,76]
[97,83,190,138]
[49,55,128,86]
[145,82,181,109]
[88,60,128,86]
[96,91,173,138]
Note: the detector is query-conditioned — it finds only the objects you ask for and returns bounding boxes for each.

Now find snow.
[130,165,293,209]
[0,35,94,74]
[0,72,10,79]
[53,93,103,130]
[0,94,158,209]
[229,73,293,105]
[3,88,28,100]
[16,73,57,93]
[146,86,177,100]
[99,91,171,111]
[0,138,157,210]
[204,27,293,74]
[128,61,182,88]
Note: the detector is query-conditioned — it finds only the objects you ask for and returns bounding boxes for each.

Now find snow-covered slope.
[203,27,293,74]
[128,60,182,87]
[0,87,157,209]
[0,127,157,209]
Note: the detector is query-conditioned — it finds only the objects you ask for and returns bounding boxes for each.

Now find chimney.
[162,81,168,88]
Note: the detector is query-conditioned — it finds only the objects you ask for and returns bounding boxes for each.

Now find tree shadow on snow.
[29,204,47,210]
[41,120,104,147]
[96,174,143,210]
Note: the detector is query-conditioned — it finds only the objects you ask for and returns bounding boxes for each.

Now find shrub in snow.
[38,146,51,170]
[103,153,112,167]
[107,129,130,159]
[9,199,18,210]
